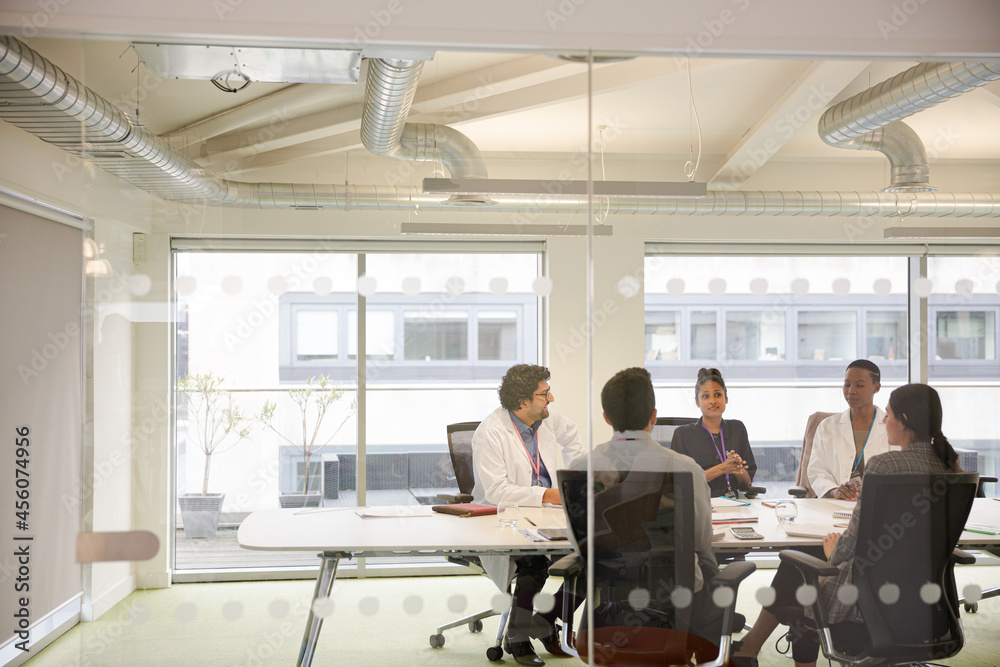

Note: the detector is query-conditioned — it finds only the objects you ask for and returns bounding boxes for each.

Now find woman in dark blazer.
[670,367,757,498]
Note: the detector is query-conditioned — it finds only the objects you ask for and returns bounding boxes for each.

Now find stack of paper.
[711,497,752,510]
[354,506,434,519]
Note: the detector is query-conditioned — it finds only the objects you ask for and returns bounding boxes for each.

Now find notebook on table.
[537,528,568,541]
[431,503,498,517]
[781,523,839,539]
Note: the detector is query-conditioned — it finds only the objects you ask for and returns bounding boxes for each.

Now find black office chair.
[653,417,766,499]
[777,472,979,666]
[961,474,998,613]
[429,422,511,661]
[549,469,755,666]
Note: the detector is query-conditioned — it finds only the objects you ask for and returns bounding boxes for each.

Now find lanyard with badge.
[514,424,544,486]
[849,412,877,485]
[702,420,735,497]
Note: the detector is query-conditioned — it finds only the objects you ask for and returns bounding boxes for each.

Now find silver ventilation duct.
[360,58,493,206]
[1,35,999,217]
[819,61,1000,193]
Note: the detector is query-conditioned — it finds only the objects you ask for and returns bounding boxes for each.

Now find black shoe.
[529,616,572,657]
[503,637,545,666]
[729,639,759,667]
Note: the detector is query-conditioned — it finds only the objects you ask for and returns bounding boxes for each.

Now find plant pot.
[279,493,322,509]
[179,493,225,538]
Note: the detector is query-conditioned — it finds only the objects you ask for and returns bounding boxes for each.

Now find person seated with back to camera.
[808,359,896,501]
[670,367,757,498]
[580,367,726,660]
[732,383,964,667]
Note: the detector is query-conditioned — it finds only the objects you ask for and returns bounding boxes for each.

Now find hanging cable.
[683,58,703,181]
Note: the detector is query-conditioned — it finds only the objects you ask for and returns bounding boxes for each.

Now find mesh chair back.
[650,417,698,448]
[851,472,978,662]
[557,469,696,633]
[794,411,836,497]
[446,422,480,495]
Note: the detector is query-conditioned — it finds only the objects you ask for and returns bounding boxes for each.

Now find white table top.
[238,506,570,553]
[238,498,1000,554]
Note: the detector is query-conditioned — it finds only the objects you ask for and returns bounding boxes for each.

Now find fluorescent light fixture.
[423,178,707,198]
[400,223,613,236]
[884,227,1000,239]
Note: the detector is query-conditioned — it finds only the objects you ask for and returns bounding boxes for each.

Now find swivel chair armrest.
[952,547,976,566]
[788,486,809,498]
[711,559,756,588]
[743,485,766,499]
[548,553,584,579]
[778,549,839,580]
[980,476,998,485]
[436,492,474,504]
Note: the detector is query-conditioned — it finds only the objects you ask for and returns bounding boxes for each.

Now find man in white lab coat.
[472,364,585,666]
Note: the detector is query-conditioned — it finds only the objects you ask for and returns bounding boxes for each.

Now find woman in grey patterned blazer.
[733,383,962,667]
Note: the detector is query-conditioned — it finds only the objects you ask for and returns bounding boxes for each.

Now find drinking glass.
[498,500,520,528]
[775,500,798,525]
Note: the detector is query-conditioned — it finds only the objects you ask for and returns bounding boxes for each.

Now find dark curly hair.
[498,364,550,411]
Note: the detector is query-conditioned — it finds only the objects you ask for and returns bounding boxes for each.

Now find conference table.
[238,498,1000,667]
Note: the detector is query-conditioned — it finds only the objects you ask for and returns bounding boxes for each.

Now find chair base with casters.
[429,595,511,662]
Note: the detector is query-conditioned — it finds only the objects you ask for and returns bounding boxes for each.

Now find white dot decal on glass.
[127,603,151,626]
[533,592,556,614]
[962,584,982,604]
[447,594,468,614]
[222,600,244,621]
[175,602,198,623]
[359,596,379,616]
[914,277,933,298]
[533,276,553,297]
[712,587,735,608]
[267,276,288,294]
[221,275,243,295]
[873,278,892,297]
[446,276,466,296]
[920,583,942,604]
[791,278,809,297]
[617,274,640,299]
[490,277,509,296]
[671,587,692,609]
[878,583,900,605]
[755,587,776,607]
[401,276,421,296]
[666,278,685,296]
[955,279,974,298]
[357,275,377,297]
[749,278,768,297]
[312,596,335,618]
[795,584,817,606]
[176,276,197,295]
[708,278,726,296]
[403,595,424,615]
[836,584,858,606]
[313,277,333,296]
[129,274,152,297]
[832,278,851,297]
[491,592,512,614]
[268,599,290,619]
[627,588,651,610]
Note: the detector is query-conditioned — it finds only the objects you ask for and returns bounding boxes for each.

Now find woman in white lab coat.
[807,359,894,499]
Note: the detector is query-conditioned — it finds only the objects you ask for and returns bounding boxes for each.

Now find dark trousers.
[509,555,583,642]
[763,545,827,664]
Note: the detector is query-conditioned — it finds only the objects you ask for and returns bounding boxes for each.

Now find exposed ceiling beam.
[708,60,871,190]
[217,57,734,174]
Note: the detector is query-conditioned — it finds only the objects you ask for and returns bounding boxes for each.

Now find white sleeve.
[552,411,585,469]
[472,425,547,507]
[807,418,841,499]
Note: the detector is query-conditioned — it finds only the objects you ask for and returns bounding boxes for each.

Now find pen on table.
[524,517,536,527]
[965,527,997,535]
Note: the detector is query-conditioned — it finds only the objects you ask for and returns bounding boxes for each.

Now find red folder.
[432,503,498,518]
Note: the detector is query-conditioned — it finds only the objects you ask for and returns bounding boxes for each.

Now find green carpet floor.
[21,565,1000,666]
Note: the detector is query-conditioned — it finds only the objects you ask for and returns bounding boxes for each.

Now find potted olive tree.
[177,372,252,538]
[258,375,356,508]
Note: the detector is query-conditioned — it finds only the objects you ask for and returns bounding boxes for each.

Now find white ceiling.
[18,36,1000,193]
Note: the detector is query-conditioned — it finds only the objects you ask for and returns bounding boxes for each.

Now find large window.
[174,247,542,571]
